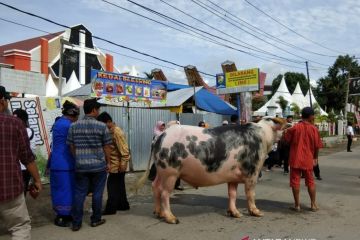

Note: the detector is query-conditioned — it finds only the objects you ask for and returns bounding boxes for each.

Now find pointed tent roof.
[305,88,327,116]
[291,82,307,109]
[130,66,139,76]
[45,74,58,97]
[62,71,81,95]
[254,76,293,116]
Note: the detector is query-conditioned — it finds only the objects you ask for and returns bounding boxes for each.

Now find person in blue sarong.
[49,101,79,227]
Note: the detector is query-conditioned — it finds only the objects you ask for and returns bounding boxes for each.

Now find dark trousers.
[104,172,129,214]
[265,150,279,170]
[347,135,353,151]
[72,171,107,226]
[279,145,290,173]
[313,164,320,178]
[22,170,31,195]
[283,157,289,173]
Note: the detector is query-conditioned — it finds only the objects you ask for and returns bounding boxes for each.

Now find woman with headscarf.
[49,100,80,227]
[153,121,166,138]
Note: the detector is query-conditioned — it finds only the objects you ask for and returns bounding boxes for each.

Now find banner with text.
[349,77,360,96]
[10,97,63,181]
[91,70,167,105]
[216,68,260,94]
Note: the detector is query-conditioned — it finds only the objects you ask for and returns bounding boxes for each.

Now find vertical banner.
[349,77,360,96]
[9,97,62,180]
[355,112,360,127]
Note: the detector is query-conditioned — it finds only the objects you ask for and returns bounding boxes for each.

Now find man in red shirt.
[0,86,42,239]
[284,107,323,212]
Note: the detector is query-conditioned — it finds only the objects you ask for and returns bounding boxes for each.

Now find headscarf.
[62,100,80,116]
[154,121,165,137]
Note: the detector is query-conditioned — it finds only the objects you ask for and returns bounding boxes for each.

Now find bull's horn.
[272,117,286,125]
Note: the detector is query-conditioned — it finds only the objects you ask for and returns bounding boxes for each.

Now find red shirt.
[0,114,35,202]
[284,121,323,170]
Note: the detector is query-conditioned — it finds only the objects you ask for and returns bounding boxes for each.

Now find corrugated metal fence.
[101,106,227,171]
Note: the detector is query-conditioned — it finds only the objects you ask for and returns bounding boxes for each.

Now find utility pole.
[344,72,350,121]
[305,61,312,108]
[58,38,64,97]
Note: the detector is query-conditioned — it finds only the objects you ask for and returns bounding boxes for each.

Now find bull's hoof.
[248,209,264,217]
[153,210,163,219]
[227,210,242,218]
[165,218,180,224]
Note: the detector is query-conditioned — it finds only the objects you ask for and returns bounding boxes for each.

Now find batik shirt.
[67,115,112,172]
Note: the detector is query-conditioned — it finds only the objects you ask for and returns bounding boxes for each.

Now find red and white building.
[0,24,118,96]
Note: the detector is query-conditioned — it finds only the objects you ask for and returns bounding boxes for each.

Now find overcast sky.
[1,0,359,86]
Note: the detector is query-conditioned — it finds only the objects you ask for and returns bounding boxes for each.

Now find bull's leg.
[160,175,179,224]
[152,174,162,218]
[227,182,242,218]
[244,177,264,217]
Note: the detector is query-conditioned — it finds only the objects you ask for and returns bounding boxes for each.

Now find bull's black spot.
[159,148,169,161]
[190,124,264,176]
[186,135,227,172]
[153,133,166,156]
[168,142,187,168]
[152,133,167,168]
[157,160,166,169]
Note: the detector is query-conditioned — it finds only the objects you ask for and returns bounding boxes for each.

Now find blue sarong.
[50,170,74,216]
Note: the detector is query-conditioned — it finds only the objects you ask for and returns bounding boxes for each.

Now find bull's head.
[258,117,287,142]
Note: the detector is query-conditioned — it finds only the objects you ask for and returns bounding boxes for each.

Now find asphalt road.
[1,141,359,240]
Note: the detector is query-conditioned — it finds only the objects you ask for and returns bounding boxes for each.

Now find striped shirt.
[67,115,112,172]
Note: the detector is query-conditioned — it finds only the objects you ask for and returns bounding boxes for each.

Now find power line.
[0,17,194,75]
[204,0,337,58]
[1,15,309,75]
[158,0,306,64]
[104,0,308,66]
[0,1,216,77]
[127,0,311,64]
[123,0,328,69]
[243,0,345,54]
[0,2,327,74]
[191,0,329,67]
[0,19,211,82]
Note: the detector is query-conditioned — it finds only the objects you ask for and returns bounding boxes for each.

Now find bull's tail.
[135,145,154,194]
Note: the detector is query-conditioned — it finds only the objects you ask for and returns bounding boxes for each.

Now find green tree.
[277,96,288,116]
[327,110,337,123]
[143,71,154,79]
[315,55,360,112]
[290,103,300,119]
[313,102,321,116]
[252,95,267,111]
[271,72,309,97]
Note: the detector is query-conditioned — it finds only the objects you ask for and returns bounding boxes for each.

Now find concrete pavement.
[1,142,359,240]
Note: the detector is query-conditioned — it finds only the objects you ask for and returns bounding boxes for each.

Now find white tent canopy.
[254,76,293,116]
[254,77,327,116]
[61,70,81,95]
[291,82,308,109]
[305,88,327,116]
[45,74,58,97]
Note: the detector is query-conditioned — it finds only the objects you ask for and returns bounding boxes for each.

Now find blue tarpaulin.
[167,82,237,115]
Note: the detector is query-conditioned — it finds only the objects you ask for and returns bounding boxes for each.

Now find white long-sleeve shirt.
[347,126,354,136]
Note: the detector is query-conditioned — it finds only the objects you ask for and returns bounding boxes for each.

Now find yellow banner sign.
[225,68,259,88]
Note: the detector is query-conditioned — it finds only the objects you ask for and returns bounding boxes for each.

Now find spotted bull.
[137,117,285,224]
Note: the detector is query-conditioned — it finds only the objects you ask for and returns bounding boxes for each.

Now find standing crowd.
[0,83,357,239]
